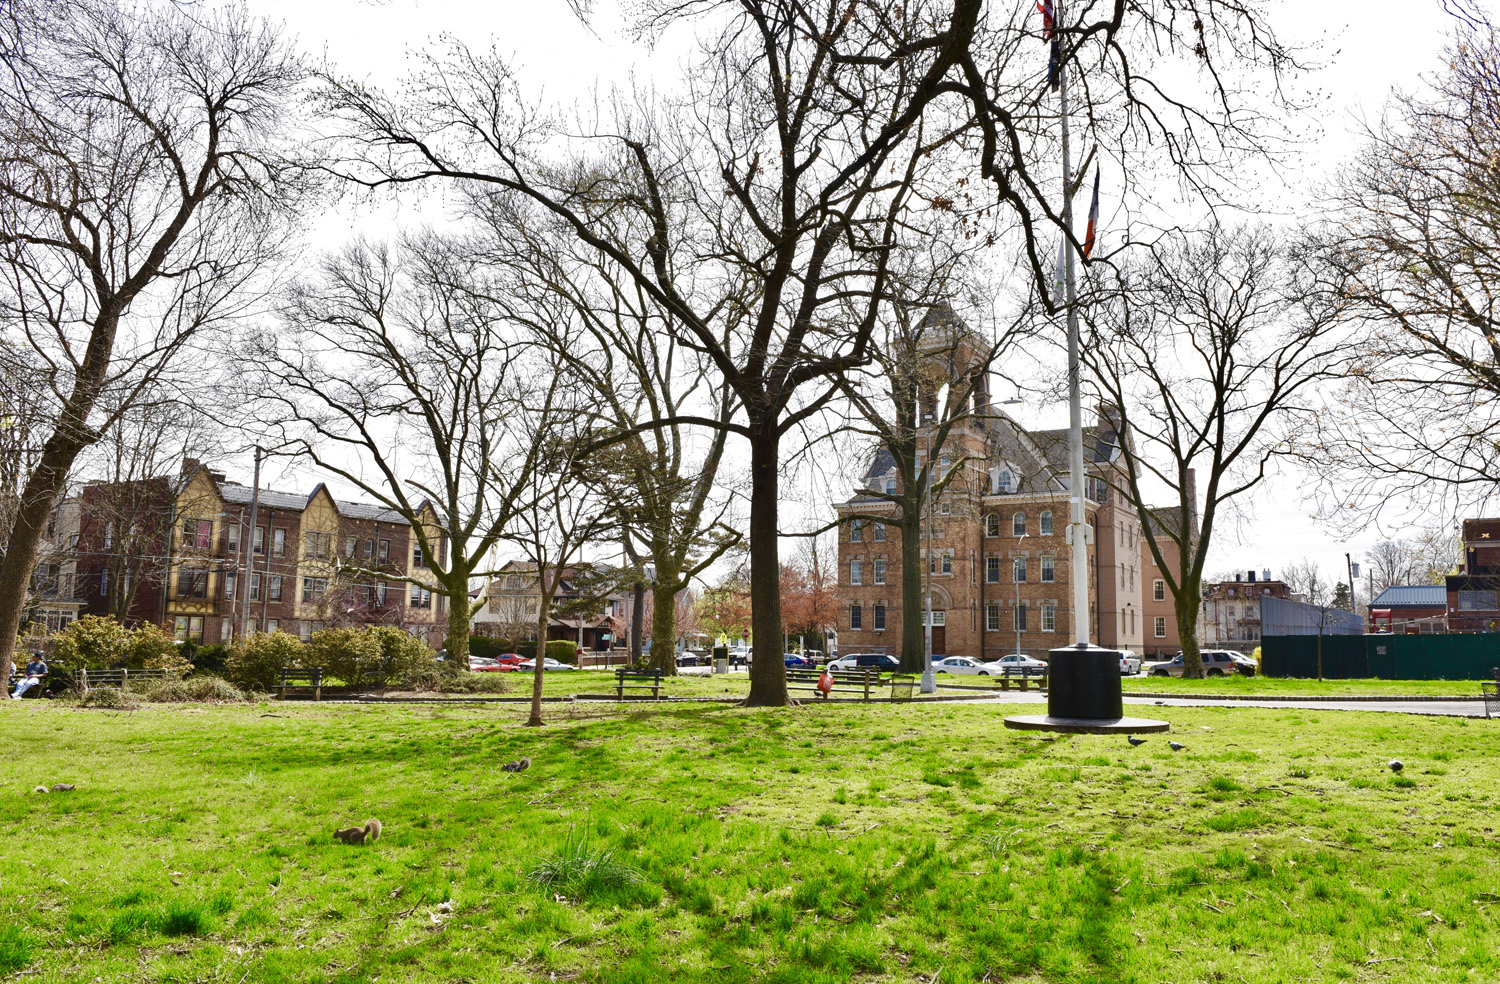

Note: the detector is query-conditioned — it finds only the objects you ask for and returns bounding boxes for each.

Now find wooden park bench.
[277,667,323,701]
[73,667,178,694]
[614,667,664,699]
[996,666,1049,692]
[786,667,891,702]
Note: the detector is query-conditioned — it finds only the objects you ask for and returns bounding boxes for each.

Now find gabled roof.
[1370,585,1447,608]
[217,483,410,525]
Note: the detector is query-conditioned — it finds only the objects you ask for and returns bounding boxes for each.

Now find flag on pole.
[1036,0,1055,39]
[1047,40,1060,91]
[1082,167,1101,260]
[1052,234,1066,304]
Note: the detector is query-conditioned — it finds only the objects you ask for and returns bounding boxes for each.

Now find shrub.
[547,640,578,665]
[224,633,306,692]
[78,685,137,710]
[307,626,382,686]
[468,635,509,660]
[49,615,131,669]
[130,623,191,676]
[192,644,229,675]
[368,625,437,681]
[138,676,251,704]
[398,661,511,694]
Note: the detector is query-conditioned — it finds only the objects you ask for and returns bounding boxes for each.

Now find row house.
[1445,517,1500,631]
[56,459,446,647]
[832,305,1190,661]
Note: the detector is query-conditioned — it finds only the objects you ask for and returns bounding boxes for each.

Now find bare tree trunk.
[1175,606,1203,679]
[630,577,644,667]
[649,579,679,675]
[442,564,472,666]
[745,420,787,706]
[527,576,553,727]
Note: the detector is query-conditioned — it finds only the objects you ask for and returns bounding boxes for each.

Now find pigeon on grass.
[1169,741,1186,751]
[1127,736,1147,747]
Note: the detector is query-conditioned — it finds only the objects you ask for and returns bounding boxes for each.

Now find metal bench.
[278,667,323,701]
[74,667,178,694]
[785,667,888,702]
[614,667,664,699]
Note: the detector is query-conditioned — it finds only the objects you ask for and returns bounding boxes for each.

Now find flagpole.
[1057,0,1091,648]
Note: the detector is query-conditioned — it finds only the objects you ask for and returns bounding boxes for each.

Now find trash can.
[713,645,729,675]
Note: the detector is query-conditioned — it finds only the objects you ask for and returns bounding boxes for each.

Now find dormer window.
[990,467,1013,494]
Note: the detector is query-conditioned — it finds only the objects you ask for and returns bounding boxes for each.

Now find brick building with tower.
[832,306,1189,662]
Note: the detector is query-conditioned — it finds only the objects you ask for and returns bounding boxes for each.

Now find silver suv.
[1146,650,1249,677]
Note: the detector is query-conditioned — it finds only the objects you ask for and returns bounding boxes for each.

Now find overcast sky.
[241,0,1461,591]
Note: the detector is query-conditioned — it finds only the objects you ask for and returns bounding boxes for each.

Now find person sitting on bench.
[11,653,48,699]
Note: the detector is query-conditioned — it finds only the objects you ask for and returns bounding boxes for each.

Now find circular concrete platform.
[1004,714,1171,735]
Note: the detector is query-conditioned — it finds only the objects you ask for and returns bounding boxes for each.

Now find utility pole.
[921,414,936,693]
[1059,0,1090,649]
[239,446,261,640]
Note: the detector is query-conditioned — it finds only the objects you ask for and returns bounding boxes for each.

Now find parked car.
[1147,650,1245,677]
[517,657,577,672]
[728,648,751,666]
[677,651,706,667]
[990,653,1048,675]
[1118,649,1142,676]
[784,653,815,668]
[828,652,900,672]
[932,656,992,676]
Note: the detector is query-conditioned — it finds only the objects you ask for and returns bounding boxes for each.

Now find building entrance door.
[931,627,946,655]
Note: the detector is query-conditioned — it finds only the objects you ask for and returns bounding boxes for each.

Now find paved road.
[979,691,1488,718]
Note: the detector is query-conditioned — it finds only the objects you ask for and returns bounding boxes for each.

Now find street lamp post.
[1014,532,1028,657]
[921,415,936,694]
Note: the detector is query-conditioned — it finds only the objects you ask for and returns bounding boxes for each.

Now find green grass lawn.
[3,699,1496,983]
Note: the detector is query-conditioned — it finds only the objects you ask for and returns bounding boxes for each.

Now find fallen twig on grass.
[1364,957,1405,965]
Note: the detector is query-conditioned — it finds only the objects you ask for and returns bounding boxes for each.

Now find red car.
[470,655,522,673]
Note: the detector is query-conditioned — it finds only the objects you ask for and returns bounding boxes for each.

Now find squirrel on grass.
[333,819,382,845]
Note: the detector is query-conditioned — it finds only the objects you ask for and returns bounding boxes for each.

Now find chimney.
[1248,570,1257,582]
[180,457,200,476]
[1235,572,1243,582]
[1263,569,1271,582]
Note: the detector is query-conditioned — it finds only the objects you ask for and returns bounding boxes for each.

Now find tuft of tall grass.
[528,837,643,902]
[0,925,32,973]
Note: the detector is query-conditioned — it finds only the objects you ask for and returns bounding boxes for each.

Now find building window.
[941,553,951,575]
[939,500,951,515]
[300,620,313,642]
[850,560,862,585]
[362,538,374,561]
[873,604,886,630]
[850,520,863,543]
[986,514,999,537]
[410,584,432,608]
[885,478,896,494]
[1155,616,1167,638]
[250,573,262,601]
[345,536,358,559]
[1014,603,1028,631]
[986,556,1000,583]
[302,577,328,602]
[182,518,212,550]
[378,539,390,564]
[103,521,114,549]
[180,568,208,599]
[1040,554,1055,583]
[412,543,426,569]
[850,604,862,630]
[874,559,886,585]
[1013,512,1026,536]
[304,531,331,561]
[269,575,283,602]
[266,619,279,634]
[173,616,204,643]
[1014,557,1027,583]
[377,582,388,606]
[1041,601,1056,632]
[1154,579,1165,602]
[873,523,886,542]
[220,620,232,643]
[272,528,287,557]
[252,527,265,555]
[986,602,1001,631]
[996,470,1012,493]
[1458,590,1498,610]
[1040,510,1053,536]
[224,571,237,599]
[100,570,109,598]
[226,523,239,553]
[926,610,946,627]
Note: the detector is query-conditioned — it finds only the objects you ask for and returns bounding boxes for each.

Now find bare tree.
[1311,5,1500,522]
[0,0,308,679]
[472,194,741,676]
[247,236,570,667]
[321,0,1302,703]
[1084,224,1345,678]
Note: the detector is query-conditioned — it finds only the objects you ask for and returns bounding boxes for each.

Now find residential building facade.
[55,459,446,646]
[1445,517,1500,631]
[1198,570,1291,648]
[477,561,628,651]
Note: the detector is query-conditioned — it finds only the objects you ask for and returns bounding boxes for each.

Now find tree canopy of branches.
[1084,223,1343,677]
[0,0,308,679]
[250,236,566,666]
[1312,5,1500,524]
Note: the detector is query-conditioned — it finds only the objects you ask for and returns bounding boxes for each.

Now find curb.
[1122,692,1483,703]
